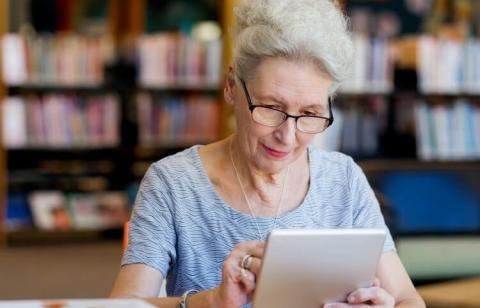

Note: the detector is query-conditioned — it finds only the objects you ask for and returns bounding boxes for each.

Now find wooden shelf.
[137,85,221,93]
[359,159,480,172]
[7,146,123,153]
[337,91,480,98]
[8,84,222,94]
[6,84,113,94]
[6,228,124,246]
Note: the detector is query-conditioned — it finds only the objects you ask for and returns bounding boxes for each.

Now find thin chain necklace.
[229,138,290,240]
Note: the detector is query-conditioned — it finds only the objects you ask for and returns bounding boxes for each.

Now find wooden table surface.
[417,277,480,307]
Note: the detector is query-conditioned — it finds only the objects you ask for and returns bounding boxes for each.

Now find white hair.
[233,0,354,93]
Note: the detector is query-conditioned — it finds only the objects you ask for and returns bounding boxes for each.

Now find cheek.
[298,133,315,147]
[290,133,315,156]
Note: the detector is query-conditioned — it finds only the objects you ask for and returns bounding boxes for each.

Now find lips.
[263,144,290,159]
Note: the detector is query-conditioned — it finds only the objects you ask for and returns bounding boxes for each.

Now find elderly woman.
[111,0,424,307]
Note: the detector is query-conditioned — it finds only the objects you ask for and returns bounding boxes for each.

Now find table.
[0,299,155,308]
[417,277,480,307]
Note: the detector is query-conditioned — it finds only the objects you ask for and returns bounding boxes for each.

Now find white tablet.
[252,228,386,308]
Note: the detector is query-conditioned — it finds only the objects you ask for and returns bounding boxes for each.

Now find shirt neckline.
[190,145,317,222]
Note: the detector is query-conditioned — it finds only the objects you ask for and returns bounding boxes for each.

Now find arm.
[376,251,425,307]
[335,251,425,308]
[111,242,265,308]
[330,158,425,307]
[110,264,163,298]
[110,263,216,307]
[326,251,425,308]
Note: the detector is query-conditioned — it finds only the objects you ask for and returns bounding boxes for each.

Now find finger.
[230,241,265,271]
[222,241,266,283]
[237,240,265,258]
[238,268,256,293]
[347,287,389,305]
[243,256,262,275]
[323,303,371,308]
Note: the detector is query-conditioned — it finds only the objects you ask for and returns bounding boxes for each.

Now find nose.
[273,117,296,145]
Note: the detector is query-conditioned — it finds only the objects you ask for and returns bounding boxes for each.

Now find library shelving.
[0,0,226,246]
[341,0,480,282]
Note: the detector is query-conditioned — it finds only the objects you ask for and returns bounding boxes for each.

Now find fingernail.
[240,268,247,277]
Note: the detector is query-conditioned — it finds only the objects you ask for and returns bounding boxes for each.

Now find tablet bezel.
[252,228,387,308]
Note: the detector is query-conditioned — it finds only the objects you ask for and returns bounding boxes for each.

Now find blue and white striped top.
[122,145,395,297]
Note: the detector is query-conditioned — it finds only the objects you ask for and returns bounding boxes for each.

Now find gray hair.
[233,0,354,93]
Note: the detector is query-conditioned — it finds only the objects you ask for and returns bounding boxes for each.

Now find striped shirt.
[122,145,395,297]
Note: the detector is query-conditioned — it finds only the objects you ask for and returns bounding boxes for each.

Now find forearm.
[145,289,218,308]
[395,295,426,308]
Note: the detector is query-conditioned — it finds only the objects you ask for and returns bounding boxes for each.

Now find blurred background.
[0,0,479,306]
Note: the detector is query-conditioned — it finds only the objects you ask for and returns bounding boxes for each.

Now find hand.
[212,240,265,308]
[323,278,395,308]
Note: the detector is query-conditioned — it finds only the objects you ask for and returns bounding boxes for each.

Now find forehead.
[248,57,332,109]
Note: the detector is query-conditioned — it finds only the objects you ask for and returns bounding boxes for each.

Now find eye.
[303,111,320,117]
[262,104,283,111]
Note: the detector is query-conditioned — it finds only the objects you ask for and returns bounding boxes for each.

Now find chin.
[254,156,292,174]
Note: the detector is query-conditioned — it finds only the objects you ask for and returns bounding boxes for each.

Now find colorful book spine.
[1,94,120,149]
[137,33,223,88]
[418,36,480,94]
[137,93,220,147]
[340,35,393,94]
[28,190,129,231]
[415,99,480,161]
[1,34,113,86]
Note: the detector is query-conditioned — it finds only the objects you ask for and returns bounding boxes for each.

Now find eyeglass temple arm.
[328,97,334,126]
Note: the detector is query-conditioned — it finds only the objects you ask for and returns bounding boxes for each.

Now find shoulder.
[143,146,202,189]
[309,147,361,188]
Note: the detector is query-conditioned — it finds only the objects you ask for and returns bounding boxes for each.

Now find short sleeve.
[121,163,177,278]
[347,158,396,253]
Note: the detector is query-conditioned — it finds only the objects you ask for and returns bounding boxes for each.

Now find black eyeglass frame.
[239,78,334,134]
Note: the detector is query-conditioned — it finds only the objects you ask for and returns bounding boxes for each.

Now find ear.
[224,66,236,105]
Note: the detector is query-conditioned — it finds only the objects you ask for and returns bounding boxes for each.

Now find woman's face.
[226,57,333,174]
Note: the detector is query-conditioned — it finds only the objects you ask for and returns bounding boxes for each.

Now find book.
[2,94,120,149]
[137,32,222,88]
[67,194,100,230]
[2,97,28,148]
[418,36,480,94]
[96,192,130,228]
[340,35,393,94]
[312,107,344,152]
[28,191,70,231]
[137,93,220,146]
[414,102,432,160]
[415,99,480,161]
[1,33,112,86]
[1,34,28,85]
[6,192,33,231]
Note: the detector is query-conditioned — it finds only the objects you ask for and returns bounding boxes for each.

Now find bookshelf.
[0,0,226,246]
[340,0,480,283]
[0,0,8,247]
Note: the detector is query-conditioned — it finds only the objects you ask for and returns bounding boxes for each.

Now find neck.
[228,136,289,206]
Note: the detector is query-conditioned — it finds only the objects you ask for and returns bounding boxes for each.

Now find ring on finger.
[241,254,253,270]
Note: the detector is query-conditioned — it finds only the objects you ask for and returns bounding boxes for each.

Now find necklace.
[229,138,290,240]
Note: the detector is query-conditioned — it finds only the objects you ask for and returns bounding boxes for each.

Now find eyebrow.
[255,94,328,112]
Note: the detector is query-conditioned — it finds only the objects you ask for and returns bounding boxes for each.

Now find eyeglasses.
[239,78,334,134]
